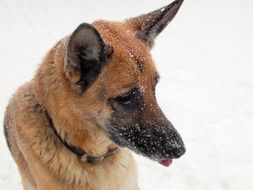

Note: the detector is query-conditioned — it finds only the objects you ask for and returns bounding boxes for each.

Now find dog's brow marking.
[97,23,144,72]
[129,52,144,72]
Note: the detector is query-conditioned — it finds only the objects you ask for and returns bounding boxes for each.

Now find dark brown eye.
[115,93,132,105]
[113,88,142,110]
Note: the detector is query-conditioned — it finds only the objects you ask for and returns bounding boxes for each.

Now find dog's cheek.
[105,122,155,157]
[104,117,133,147]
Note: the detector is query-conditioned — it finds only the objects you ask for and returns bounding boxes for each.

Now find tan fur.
[4,0,185,187]
[4,20,158,190]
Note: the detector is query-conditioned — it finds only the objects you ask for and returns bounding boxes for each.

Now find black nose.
[170,145,186,158]
[163,129,186,159]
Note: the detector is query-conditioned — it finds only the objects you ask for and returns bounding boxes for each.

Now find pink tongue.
[159,159,173,167]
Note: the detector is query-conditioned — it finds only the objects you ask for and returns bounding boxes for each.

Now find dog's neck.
[44,107,118,164]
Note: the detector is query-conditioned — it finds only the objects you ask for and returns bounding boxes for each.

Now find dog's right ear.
[64,23,113,92]
[126,0,184,48]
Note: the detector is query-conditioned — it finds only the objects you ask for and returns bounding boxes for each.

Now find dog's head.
[62,0,185,165]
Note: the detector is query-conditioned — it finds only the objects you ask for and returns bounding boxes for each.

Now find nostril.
[173,146,186,158]
[168,130,186,158]
[166,142,186,159]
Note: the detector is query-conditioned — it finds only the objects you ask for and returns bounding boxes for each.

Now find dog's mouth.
[159,159,173,167]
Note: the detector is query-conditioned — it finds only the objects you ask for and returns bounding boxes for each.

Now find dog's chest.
[85,150,139,190]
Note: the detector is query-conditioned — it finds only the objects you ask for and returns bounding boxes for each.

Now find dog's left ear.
[65,23,113,92]
[126,0,184,47]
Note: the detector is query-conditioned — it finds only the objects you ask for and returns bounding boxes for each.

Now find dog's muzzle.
[107,120,186,162]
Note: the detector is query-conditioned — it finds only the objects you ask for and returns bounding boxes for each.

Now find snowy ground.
[1,0,253,189]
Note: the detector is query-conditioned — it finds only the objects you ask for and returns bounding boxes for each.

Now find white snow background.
[1,0,253,189]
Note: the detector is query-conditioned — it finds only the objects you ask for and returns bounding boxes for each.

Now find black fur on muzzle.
[106,119,186,161]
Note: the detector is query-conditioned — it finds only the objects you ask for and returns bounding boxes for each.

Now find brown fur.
[5,21,142,190]
[4,1,185,189]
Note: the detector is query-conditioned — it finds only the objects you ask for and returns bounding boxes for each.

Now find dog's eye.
[115,88,139,105]
[114,88,142,109]
[115,94,132,105]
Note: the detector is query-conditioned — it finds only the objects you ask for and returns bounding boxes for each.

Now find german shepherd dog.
[4,0,185,189]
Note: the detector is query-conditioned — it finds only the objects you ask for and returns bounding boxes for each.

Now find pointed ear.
[64,23,113,92]
[126,0,184,47]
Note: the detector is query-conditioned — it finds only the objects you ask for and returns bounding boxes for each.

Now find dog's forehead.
[93,21,155,70]
[93,21,158,90]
